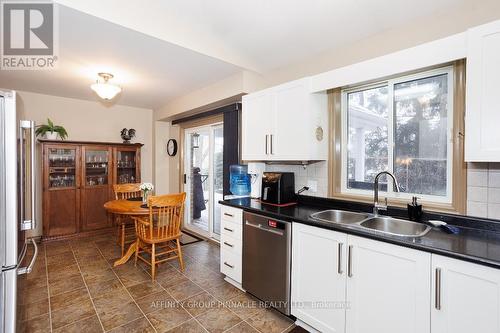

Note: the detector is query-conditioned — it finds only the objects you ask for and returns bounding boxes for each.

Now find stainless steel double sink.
[309,210,431,238]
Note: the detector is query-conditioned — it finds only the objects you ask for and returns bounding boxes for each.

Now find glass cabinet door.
[48,148,77,188]
[116,150,137,184]
[85,149,109,186]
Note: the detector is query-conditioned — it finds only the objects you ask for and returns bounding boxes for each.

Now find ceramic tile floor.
[17,232,297,332]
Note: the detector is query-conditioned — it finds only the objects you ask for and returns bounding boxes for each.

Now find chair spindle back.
[114,183,141,200]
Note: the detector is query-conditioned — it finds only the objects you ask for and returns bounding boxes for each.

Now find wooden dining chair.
[113,183,142,256]
[133,193,186,281]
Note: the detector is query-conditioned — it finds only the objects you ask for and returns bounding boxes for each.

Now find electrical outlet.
[307,180,318,193]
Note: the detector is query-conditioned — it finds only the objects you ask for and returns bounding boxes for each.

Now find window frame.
[340,65,457,206]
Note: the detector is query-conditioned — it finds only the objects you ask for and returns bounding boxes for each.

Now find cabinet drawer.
[220,233,242,255]
[221,249,242,283]
[221,206,243,224]
[221,219,242,240]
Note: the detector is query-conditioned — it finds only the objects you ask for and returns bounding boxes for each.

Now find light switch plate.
[307,180,318,193]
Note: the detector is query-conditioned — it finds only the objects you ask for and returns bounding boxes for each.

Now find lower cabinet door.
[431,254,500,333]
[291,223,348,333]
[345,235,431,333]
[80,186,112,231]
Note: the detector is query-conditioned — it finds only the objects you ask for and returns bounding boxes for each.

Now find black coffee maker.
[261,172,295,205]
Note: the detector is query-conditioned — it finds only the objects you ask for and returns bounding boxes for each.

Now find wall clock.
[167,139,178,156]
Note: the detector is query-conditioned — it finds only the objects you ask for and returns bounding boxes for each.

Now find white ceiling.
[1,0,471,109]
[0,5,241,109]
[55,0,468,73]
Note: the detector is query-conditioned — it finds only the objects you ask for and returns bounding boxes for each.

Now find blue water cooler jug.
[229,165,251,195]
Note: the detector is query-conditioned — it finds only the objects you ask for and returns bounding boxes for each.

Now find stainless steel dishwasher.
[242,211,291,316]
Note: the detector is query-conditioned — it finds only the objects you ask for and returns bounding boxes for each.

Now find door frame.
[180,120,223,241]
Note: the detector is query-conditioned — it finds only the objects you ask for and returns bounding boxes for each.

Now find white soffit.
[310,33,467,92]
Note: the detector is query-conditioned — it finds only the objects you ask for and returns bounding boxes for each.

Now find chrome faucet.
[373,171,400,216]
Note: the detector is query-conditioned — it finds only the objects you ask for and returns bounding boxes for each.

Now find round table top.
[104,199,150,215]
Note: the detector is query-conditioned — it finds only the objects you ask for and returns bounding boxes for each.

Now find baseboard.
[294,319,321,333]
[224,276,245,292]
[41,227,115,243]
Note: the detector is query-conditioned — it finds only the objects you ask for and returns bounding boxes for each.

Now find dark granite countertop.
[220,196,500,269]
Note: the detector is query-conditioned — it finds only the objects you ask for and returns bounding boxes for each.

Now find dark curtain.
[223,104,241,196]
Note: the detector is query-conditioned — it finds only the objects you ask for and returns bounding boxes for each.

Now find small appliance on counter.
[229,164,251,196]
[261,172,295,205]
[247,162,266,199]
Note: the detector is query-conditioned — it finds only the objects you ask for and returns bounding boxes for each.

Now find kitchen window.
[332,63,466,212]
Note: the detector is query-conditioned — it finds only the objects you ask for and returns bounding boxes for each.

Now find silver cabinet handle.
[338,243,344,274]
[18,239,38,275]
[223,241,234,248]
[270,134,274,155]
[223,227,234,232]
[19,120,36,231]
[435,268,441,310]
[224,262,234,269]
[224,213,234,217]
[265,135,269,155]
[347,245,353,277]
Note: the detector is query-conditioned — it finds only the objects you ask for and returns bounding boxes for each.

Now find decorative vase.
[142,190,149,205]
[45,132,58,140]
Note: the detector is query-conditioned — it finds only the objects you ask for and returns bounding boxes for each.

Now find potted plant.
[35,118,68,140]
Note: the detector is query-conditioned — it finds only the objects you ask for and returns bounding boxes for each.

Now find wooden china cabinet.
[40,140,142,241]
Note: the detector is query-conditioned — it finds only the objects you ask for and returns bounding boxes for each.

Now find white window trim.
[340,66,454,204]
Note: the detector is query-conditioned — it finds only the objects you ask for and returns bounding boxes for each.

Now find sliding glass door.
[184,123,223,240]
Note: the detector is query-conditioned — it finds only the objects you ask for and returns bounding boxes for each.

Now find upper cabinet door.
[241,77,328,162]
[242,92,274,161]
[114,147,141,184]
[431,255,500,333]
[465,20,500,161]
[291,223,347,333]
[274,81,312,160]
[345,235,431,333]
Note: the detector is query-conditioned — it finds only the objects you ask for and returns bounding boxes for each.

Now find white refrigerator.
[0,90,38,333]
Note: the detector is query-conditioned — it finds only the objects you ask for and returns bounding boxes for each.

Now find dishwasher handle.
[245,220,285,236]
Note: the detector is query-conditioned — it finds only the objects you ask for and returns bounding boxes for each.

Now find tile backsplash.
[467,163,500,219]
[265,162,329,197]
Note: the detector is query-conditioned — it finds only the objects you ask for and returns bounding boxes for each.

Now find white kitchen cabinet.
[291,223,348,333]
[465,20,500,161]
[242,77,328,162]
[291,224,431,333]
[220,206,244,289]
[241,92,274,161]
[345,235,431,333]
[431,255,500,333]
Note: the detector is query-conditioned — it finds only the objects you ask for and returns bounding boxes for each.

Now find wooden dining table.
[104,199,150,267]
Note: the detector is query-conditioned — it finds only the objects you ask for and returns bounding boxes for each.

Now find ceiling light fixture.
[91,72,122,100]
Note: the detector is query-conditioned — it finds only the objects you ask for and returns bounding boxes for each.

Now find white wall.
[14,90,153,236]
[154,120,172,195]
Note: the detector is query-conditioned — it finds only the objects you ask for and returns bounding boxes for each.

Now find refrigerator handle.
[18,239,38,275]
[19,120,36,231]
